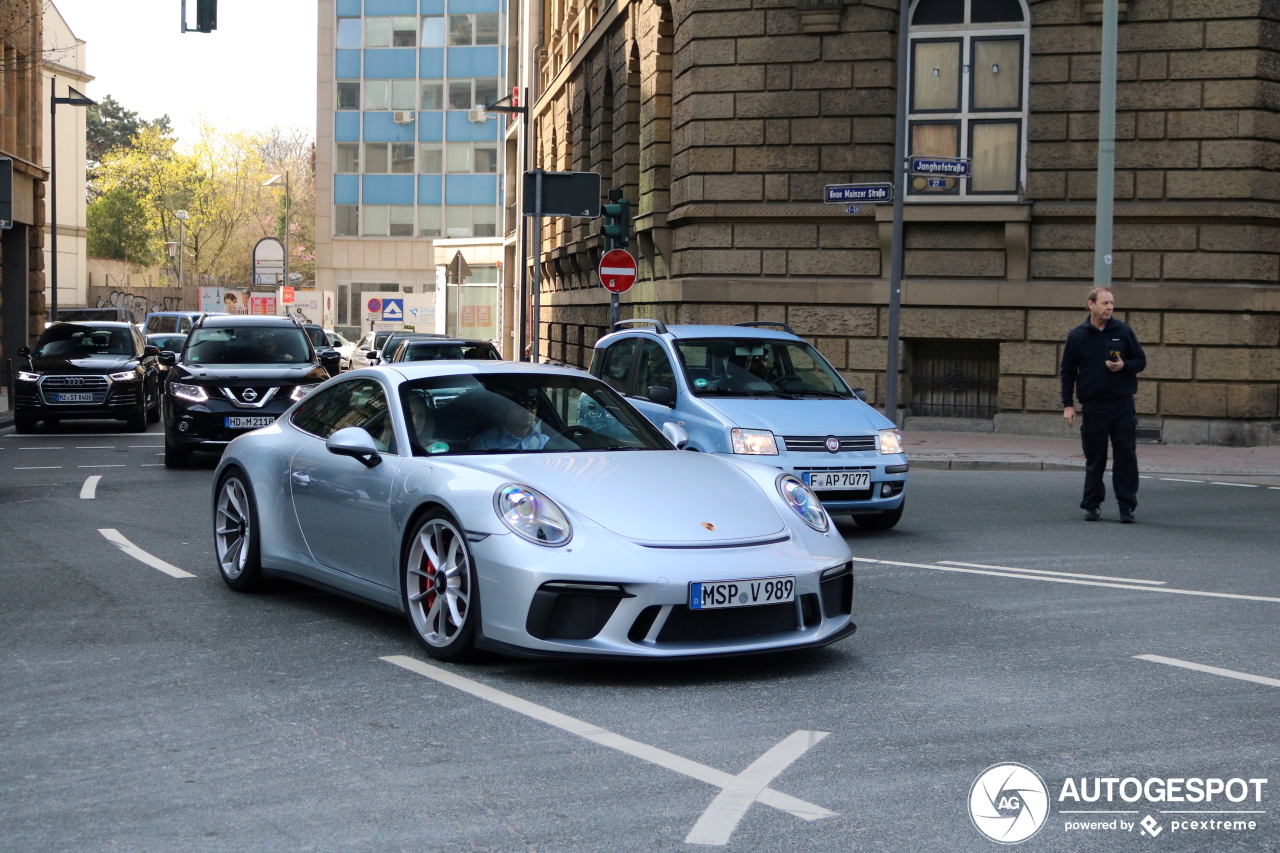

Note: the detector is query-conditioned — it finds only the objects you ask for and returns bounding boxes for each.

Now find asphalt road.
[2,421,1277,852]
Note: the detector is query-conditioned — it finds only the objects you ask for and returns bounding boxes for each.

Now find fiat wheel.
[403,511,478,661]
[214,471,263,591]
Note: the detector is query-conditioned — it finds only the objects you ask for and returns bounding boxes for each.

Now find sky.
[52,0,318,145]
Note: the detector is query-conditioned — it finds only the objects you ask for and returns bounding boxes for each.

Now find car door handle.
[291,470,311,486]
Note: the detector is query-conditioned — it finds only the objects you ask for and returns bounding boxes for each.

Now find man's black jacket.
[1060,317,1147,407]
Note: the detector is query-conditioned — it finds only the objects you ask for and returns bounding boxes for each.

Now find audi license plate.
[55,393,93,402]
[805,470,870,490]
[225,416,276,430]
[689,576,795,610]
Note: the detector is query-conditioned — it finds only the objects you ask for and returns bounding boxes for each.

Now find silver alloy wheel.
[215,478,252,580]
[406,518,472,647]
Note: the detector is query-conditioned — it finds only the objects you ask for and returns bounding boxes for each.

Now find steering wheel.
[773,374,803,389]
[563,426,597,440]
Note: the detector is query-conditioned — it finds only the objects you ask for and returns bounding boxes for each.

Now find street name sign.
[824,183,893,204]
[909,157,971,177]
[598,249,637,294]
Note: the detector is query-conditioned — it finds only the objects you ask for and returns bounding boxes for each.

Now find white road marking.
[14,466,61,470]
[1211,481,1258,488]
[939,561,1166,585]
[19,447,62,450]
[77,464,125,468]
[130,445,163,448]
[140,463,165,467]
[1161,478,1203,483]
[1272,487,1280,491]
[685,730,829,846]
[98,529,195,578]
[381,655,835,838]
[853,558,1280,604]
[75,446,114,449]
[1138,475,1153,479]
[1134,654,1280,689]
[79,475,101,499]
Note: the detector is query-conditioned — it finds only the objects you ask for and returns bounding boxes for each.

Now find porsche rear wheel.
[403,511,478,661]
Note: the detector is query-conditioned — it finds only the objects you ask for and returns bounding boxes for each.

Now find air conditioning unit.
[468,108,488,123]
[393,111,415,124]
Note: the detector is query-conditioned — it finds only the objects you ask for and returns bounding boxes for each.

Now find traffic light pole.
[531,168,543,364]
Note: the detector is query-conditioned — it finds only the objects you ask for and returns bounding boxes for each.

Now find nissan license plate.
[689,576,795,610]
[55,393,93,402]
[225,416,276,430]
[805,470,870,490]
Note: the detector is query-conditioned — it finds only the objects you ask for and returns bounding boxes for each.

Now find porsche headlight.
[776,474,830,533]
[291,383,320,402]
[494,483,572,546]
[170,382,209,403]
[878,428,903,455]
[731,428,778,455]
[108,370,139,381]
[17,371,39,382]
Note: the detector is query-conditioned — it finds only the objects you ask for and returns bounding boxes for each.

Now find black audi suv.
[162,314,338,467]
[14,321,162,433]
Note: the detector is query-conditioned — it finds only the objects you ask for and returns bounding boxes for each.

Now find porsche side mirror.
[159,351,177,366]
[661,422,690,450]
[326,427,382,468]
[647,385,673,407]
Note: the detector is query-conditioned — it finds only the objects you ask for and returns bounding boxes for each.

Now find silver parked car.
[211,362,855,661]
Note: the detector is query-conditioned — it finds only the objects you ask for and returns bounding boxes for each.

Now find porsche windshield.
[675,338,852,398]
[183,327,312,365]
[399,373,669,456]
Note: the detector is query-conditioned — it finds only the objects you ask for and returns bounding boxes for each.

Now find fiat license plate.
[225,416,276,429]
[689,576,795,610]
[805,470,870,490]
[55,393,93,402]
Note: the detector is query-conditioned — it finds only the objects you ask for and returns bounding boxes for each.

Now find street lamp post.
[264,173,290,289]
[174,209,189,286]
[49,80,94,320]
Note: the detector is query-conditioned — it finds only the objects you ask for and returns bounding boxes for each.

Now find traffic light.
[196,0,217,33]
[601,188,630,250]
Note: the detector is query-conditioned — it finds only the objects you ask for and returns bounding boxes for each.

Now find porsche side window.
[331,380,397,454]
[635,341,676,401]
[292,382,358,438]
[598,339,637,393]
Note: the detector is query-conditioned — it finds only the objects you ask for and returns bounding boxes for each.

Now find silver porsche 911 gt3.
[211,362,856,660]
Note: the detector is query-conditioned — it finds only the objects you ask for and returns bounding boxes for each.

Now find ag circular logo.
[968,762,1049,844]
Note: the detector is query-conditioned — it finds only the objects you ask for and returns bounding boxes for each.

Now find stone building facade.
[0,0,48,393]
[519,0,1280,445]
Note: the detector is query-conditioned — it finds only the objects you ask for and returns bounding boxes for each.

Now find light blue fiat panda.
[587,319,908,529]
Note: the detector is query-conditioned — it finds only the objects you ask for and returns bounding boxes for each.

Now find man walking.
[1061,287,1146,523]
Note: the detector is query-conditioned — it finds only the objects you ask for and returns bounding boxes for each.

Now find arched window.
[907,0,1028,199]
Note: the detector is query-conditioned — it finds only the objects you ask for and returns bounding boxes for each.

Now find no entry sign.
[598,249,637,294]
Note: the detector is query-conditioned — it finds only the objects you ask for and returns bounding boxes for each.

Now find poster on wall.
[199,287,278,316]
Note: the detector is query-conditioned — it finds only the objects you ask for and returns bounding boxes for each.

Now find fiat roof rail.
[612,318,668,335]
[735,321,796,335]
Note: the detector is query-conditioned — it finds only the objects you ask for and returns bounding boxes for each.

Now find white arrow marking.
[99,528,195,578]
[80,475,101,499]
[381,655,835,843]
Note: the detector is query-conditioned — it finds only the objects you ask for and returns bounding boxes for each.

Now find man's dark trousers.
[1080,396,1138,512]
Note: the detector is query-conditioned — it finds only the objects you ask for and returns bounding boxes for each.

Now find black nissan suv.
[14,321,162,433]
[162,314,338,467]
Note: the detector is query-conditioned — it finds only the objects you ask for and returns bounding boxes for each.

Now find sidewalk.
[906,430,1280,476]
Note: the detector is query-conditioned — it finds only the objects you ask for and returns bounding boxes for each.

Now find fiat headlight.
[108,369,139,381]
[494,483,572,546]
[170,382,209,403]
[878,428,903,455]
[776,474,830,533]
[17,371,39,382]
[731,428,778,455]
[291,383,320,401]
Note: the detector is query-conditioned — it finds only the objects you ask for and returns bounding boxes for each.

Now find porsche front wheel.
[403,511,478,661]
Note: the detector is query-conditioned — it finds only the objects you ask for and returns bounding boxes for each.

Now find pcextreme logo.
[969,763,1050,844]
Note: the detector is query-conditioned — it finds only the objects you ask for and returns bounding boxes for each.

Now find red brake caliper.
[420,550,436,613]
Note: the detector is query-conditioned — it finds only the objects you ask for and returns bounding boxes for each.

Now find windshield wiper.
[792,389,851,399]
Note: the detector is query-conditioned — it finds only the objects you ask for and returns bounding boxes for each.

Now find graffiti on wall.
[94,290,184,316]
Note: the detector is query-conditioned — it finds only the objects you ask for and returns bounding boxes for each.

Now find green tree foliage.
[86,187,155,265]
[86,94,171,165]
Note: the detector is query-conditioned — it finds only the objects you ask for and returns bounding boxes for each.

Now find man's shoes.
[1084,508,1101,521]
[1120,508,1135,524]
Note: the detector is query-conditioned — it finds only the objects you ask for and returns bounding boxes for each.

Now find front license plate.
[225,416,276,429]
[55,393,93,402]
[806,470,871,490]
[689,576,795,610]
